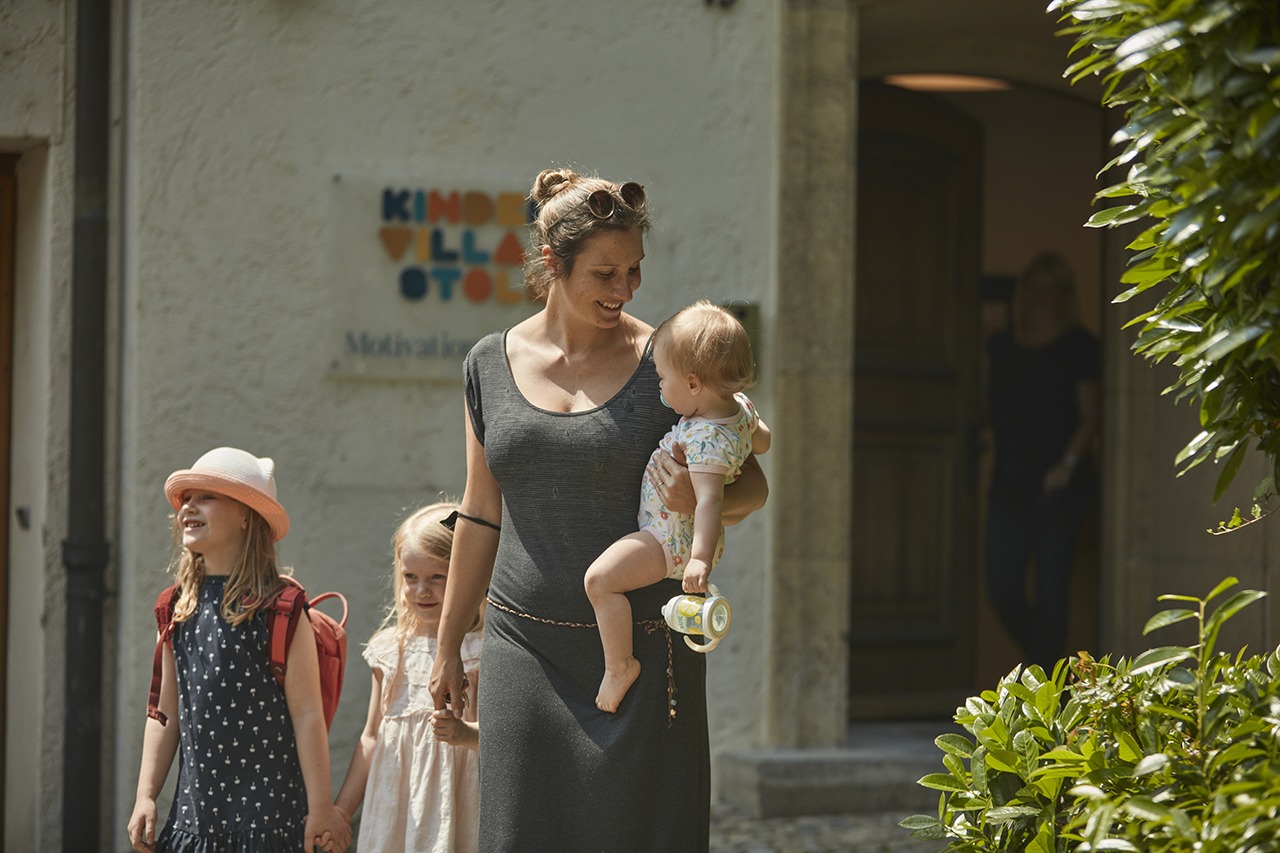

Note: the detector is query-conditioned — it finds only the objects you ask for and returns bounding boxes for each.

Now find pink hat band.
[164,447,290,542]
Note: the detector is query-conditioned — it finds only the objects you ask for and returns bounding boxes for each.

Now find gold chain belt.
[484,596,678,728]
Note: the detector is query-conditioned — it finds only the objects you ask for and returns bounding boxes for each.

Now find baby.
[584,301,770,713]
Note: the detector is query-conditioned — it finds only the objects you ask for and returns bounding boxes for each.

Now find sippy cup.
[661,583,732,653]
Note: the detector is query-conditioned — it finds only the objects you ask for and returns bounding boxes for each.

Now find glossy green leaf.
[987,805,1041,822]
[1069,784,1106,799]
[1131,646,1194,674]
[935,733,975,757]
[1087,204,1143,227]
[1143,608,1196,634]
[1041,747,1087,762]
[1146,703,1195,723]
[1133,753,1170,776]
[1116,730,1143,762]
[1204,576,1239,603]
[984,747,1021,775]
[918,773,969,792]
[1027,820,1056,853]
[1214,441,1249,502]
[1206,589,1267,636]
[899,815,948,840]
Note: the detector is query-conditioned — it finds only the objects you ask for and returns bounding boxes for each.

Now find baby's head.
[654,301,756,403]
[389,502,481,638]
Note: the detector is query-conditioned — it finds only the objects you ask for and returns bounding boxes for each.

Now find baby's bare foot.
[596,658,641,713]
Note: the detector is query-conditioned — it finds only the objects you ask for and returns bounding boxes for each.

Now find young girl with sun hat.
[127,447,350,853]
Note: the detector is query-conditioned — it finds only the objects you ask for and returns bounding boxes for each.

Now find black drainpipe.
[63,0,111,849]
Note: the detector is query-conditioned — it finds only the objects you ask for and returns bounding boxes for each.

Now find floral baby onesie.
[638,392,760,576]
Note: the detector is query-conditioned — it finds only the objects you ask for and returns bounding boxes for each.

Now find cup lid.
[703,597,732,640]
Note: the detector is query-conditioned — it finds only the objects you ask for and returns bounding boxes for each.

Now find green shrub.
[901,578,1280,852]
[1048,0,1280,518]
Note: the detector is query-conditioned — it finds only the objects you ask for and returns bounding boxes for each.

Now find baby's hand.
[682,561,711,593]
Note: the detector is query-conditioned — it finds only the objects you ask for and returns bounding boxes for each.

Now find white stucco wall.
[1,1,75,848]
[113,0,778,844]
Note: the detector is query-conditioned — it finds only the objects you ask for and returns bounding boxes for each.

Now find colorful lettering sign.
[327,174,539,380]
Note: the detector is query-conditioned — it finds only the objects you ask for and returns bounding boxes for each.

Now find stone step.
[719,722,960,819]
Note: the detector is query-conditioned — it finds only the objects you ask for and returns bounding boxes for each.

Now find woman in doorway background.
[985,252,1100,671]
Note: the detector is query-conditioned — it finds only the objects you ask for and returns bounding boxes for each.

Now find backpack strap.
[146,585,180,726]
[266,578,308,688]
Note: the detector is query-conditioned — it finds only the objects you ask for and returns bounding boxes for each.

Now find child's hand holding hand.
[127,798,158,852]
[682,560,711,593]
[306,802,351,853]
[432,709,479,750]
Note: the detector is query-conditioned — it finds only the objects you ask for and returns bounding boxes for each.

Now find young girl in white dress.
[334,502,483,853]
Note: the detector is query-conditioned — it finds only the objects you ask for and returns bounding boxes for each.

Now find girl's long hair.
[380,501,484,641]
[168,505,285,626]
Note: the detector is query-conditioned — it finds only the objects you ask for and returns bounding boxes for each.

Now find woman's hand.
[127,798,158,852]
[430,654,469,716]
[647,444,695,515]
[1043,463,1073,493]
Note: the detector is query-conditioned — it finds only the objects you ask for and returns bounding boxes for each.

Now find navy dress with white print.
[155,575,307,852]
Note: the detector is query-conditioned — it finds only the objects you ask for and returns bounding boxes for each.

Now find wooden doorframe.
[0,151,18,842]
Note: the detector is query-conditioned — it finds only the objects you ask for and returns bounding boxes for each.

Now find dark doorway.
[929,86,1106,689]
[849,82,983,719]
[850,80,1108,718]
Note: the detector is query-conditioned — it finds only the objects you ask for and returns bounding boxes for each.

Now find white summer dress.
[357,628,483,853]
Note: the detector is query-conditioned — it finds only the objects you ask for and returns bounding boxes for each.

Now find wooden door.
[849,83,983,719]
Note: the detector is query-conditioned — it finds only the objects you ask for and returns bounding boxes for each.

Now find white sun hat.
[164,447,290,542]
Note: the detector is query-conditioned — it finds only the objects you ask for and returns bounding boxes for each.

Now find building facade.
[2,0,1278,849]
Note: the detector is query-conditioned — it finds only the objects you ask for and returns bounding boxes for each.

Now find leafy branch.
[1049,0,1280,515]
[902,577,1275,853]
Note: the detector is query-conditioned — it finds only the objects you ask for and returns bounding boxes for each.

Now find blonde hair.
[1013,251,1078,338]
[168,502,286,627]
[655,300,756,398]
[523,168,651,301]
[381,501,484,640]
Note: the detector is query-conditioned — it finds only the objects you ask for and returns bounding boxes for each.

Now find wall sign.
[328,173,539,380]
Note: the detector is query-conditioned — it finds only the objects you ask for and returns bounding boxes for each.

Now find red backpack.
[147,576,348,730]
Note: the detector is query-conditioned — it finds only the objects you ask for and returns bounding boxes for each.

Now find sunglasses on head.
[584,182,646,220]
[547,182,646,231]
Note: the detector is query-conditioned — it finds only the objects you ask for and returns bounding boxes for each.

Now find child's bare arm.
[333,669,384,822]
[128,640,180,853]
[683,471,727,593]
[285,616,352,853]
[752,417,771,455]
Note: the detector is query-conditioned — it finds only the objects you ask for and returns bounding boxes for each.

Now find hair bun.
[532,169,579,203]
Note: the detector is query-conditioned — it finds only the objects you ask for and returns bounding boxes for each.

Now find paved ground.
[709,802,943,853]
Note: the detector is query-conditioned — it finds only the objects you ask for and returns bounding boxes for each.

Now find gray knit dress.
[464,330,709,853]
